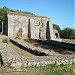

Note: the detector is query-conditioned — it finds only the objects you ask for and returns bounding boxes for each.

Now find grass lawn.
[21,64,75,75]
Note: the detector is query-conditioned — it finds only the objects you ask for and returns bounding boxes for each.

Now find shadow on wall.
[28,19,31,39]
[0,53,3,67]
[0,23,2,33]
[46,21,50,40]
[3,13,8,36]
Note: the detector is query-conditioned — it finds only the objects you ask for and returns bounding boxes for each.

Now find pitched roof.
[7,11,50,19]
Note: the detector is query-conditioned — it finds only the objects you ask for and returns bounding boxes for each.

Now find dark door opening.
[46,21,50,40]
[55,33,58,38]
[0,23,2,32]
[28,19,31,39]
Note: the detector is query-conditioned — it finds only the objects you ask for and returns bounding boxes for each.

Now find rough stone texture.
[0,39,75,70]
[10,39,61,56]
[53,29,60,38]
[3,11,59,40]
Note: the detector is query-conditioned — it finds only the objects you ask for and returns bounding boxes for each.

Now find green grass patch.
[2,38,9,44]
[22,64,75,75]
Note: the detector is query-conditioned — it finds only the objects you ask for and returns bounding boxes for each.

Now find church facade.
[3,11,59,40]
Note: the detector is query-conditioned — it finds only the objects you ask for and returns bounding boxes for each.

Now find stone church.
[3,11,59,40]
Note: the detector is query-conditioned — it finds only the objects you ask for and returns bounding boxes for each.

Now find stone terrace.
[10,39,62,56]
[0,39,75,70]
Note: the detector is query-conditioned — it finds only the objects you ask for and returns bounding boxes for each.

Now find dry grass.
[0,64,75,75]
[24,39,75,55]
[0,34,8,40]
[0,34,33,57]
[62,39,75,44]
[8,42,33,57]
[0,34,75,55]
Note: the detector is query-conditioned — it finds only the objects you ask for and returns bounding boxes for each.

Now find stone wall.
[3,12,56,40]
[53,29,60,38]
[0,39,75,69]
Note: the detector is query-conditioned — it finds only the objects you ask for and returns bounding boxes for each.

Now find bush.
[2,38,9,44]
[60,28,75,39]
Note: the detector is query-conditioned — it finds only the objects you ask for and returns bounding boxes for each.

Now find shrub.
[2,38,9,44]
[60,28,75,39]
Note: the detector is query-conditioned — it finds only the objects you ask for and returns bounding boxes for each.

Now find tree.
[0,6,34,23]
[0,6,10,22]
[53,23,61,32]
[60,27,75,39]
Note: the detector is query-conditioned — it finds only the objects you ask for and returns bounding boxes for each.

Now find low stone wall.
[10,55,75,69]
[0,39,75,70]
[10,39,49,56]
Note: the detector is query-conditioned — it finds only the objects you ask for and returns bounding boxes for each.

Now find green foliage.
[53,23,75,39]
[60,63,64,66]
[0,6,34,23]
[22,64,75,75]
[60,27,75,39]
[0,6,10,22]
[2,38,9,44]
[53,23,61,32]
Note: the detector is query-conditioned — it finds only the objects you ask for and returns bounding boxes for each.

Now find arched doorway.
[18,28,23,37]
[55,33,58,38]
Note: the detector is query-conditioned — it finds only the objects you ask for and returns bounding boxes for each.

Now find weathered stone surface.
[10,39,61,56]
[11,62,22,69]
[3,11,60,40]
[0,40,75,69]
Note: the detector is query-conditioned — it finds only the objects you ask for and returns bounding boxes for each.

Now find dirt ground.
[0,34,75,55]
[62,39,75,44]
[23,39,75,55]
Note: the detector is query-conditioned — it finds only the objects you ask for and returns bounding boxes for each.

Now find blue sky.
[0,0,74,29]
